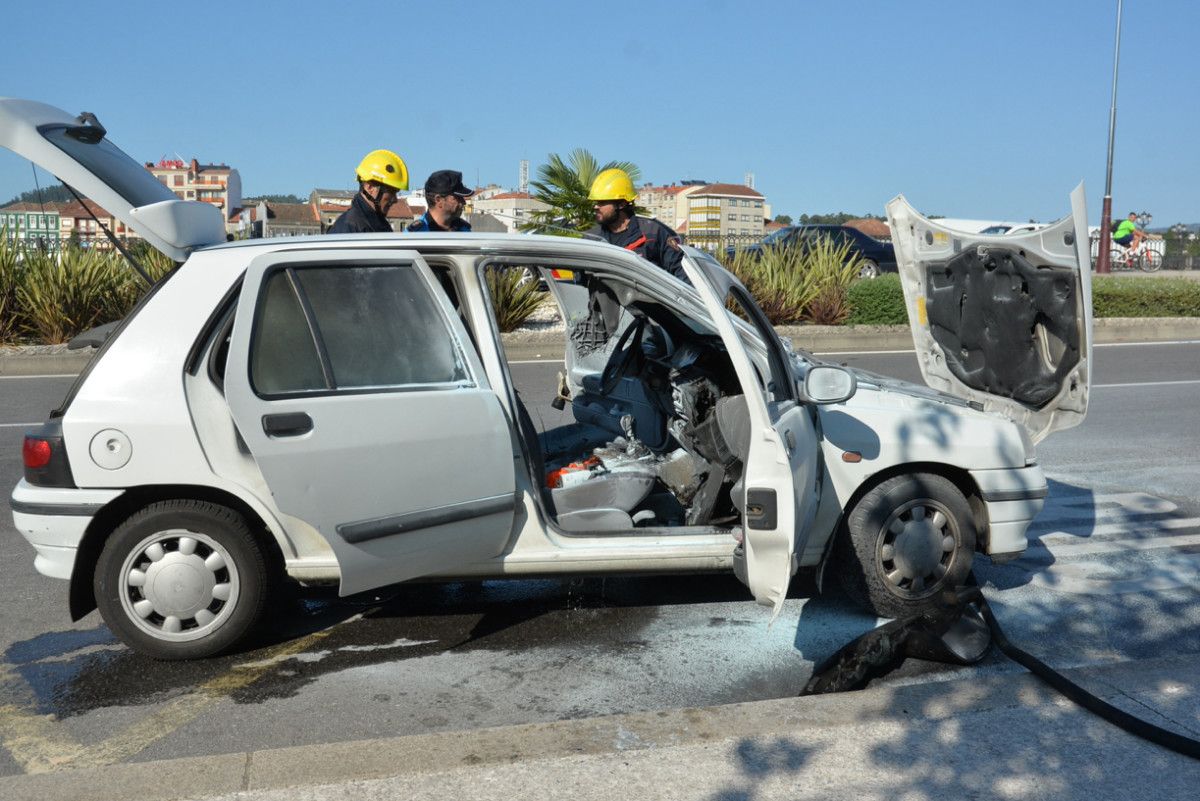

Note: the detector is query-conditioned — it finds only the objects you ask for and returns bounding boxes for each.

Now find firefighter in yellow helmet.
[588,168,685,279]
[328,149,410,234]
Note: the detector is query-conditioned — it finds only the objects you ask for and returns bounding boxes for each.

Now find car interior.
[477,260,753,537]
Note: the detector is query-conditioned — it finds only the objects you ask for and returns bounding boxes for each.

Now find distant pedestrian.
[588,168,685,280]
[328,149,409,234]
[408,170,474,232]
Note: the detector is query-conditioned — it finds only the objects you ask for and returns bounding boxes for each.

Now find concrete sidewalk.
[2,654,1196,801]
[3,317,1198,375]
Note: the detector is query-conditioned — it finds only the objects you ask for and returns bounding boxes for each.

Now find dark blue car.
[727,224,897,278]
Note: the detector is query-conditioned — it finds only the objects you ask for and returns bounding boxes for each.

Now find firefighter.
[588,168,685,279]
[408,170,474,232]
[328,149,409,234]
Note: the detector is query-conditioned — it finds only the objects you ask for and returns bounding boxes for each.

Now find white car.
[3,99,1093,659]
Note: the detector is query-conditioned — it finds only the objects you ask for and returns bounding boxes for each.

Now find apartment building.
[686,183,767,248]
[0,202,62,249]
[146,158,243,227]
[637,183,701,229]
[470,191,550,233]
[58,199,137,249]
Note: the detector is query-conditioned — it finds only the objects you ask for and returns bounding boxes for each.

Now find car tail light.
[22,437,52,469]
[21,421,76,488]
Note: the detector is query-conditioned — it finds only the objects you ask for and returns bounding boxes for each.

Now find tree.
[244,194,308,205]
[523,149,641,234]
[4,185,75,206]
[773,214,793,225]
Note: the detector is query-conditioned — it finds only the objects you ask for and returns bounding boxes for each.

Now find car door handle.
[262,412,313,437]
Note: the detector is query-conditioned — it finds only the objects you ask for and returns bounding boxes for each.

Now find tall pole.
[1096,0,1124,274]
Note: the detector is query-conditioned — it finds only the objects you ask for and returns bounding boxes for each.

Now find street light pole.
[1096,0,1124,274]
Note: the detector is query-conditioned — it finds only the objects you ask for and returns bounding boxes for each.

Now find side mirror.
[803,365,856,404]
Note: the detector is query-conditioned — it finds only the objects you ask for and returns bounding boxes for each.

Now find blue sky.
[2,1,1196,225]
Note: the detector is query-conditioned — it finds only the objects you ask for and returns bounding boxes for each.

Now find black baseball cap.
[425,170,473,198]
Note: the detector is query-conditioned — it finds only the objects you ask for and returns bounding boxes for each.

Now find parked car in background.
[726,224,897,278]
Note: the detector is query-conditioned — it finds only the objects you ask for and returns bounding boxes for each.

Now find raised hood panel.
[887,185,1093,443]
[0,98,226,260]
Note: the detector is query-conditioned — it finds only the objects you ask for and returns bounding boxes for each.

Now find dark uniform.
[407,211,471,233]
[591,216,685,280]
[328,192,392,234]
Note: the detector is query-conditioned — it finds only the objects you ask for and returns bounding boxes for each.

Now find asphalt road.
[1,341,1198,777]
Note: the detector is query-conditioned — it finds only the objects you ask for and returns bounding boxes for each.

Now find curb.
[3,318,1198,375]
[0,653,1192,801]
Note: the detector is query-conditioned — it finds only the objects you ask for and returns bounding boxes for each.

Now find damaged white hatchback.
[4,98,1093,659]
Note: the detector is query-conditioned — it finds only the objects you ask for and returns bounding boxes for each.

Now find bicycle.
[1109,238,1164,272]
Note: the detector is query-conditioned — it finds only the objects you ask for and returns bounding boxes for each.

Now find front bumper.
[10,479,122,580]
[968,465,1048,557]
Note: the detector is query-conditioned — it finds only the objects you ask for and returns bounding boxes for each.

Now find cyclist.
[1112,212,1145,253]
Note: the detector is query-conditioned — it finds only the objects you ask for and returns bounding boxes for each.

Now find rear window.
[40,124,178,209]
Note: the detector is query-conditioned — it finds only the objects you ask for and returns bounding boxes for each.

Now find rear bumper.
[968,465,1048,556]
[10,479,121,580]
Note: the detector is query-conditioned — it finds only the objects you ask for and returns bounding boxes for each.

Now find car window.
[250,264,469,397]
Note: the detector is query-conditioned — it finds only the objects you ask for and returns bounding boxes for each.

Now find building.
[685,183,767,249]
[637,183,702,229]
[255,202,322,238]
[0,202,63,250]
[470,191,550,233]
[146,158,243,231]
[310,189,355,232]
[58,199,138,250]
[843,218,891,240]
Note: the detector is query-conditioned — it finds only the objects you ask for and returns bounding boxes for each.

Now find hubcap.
[876,500,958,599]
[118,529,240,642]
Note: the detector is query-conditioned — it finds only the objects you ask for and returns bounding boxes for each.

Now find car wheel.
[834,473,976,619]
[95,500,274,660]
[857,259,880,279]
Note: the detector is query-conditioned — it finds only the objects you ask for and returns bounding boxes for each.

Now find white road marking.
[0,374,77,380]
[1094,379,1200,389]
[0,422,40,428]
[1009,490,1200,594]
[817,339,1200,356]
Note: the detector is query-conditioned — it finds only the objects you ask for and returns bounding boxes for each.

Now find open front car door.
[680,248,821,619]
[887,184,1093,443]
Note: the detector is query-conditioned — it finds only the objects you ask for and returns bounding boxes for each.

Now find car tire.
[834,473,976,619]
[857,259,880,279]
[94,500,274,660]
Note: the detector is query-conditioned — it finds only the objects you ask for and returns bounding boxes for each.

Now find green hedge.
[846,274,907,325]
[1091,276,1200,317]
[841,273,1200,326]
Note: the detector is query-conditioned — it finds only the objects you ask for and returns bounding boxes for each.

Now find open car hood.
[887,185,1093,443]
[0,98,226,261]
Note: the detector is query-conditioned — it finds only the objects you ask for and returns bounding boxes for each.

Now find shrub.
[723,236,860,324]
[1091,276,1200,317]
[486,267,546,333]
[846,274,907,325]
[0,233,22,343]
[14,246,143,344]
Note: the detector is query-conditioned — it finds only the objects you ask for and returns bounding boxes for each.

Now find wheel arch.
[69,484,285,621]
[834,461,988,548]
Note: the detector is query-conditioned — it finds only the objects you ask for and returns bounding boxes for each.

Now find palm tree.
[521,149,642,235]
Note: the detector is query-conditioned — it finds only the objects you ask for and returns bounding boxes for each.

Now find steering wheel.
[599,317,647,395]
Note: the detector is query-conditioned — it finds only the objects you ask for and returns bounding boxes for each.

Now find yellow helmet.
[355,149,409,191]
[588,168,637,203]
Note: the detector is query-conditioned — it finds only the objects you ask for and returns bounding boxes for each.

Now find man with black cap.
[408,170,474,232]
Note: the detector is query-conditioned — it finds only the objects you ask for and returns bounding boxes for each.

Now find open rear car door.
[887,184,1093,443]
